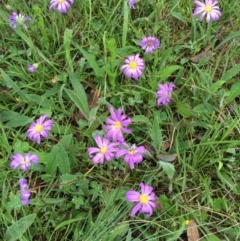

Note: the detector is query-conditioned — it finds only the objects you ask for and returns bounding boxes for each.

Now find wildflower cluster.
[10,115,53,205]
[88,106,153,216]
[6,0,222,219]
[88,106,146,171]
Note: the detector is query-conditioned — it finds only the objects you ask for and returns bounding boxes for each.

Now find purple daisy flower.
[193,0,221,23]
[26,114,54,144]
[128,0,136,9]
[50,0,74,14]
[120,54,144,81]
[28,63,39,73]
[140,36,160,54]
[10,153,39,171]
[116,143,146,169]
[88,136,118,164]
[104,106,132,142]
[126,183,156,217]
[9,12,32,29]
[19,178,31,205]
[156,82,175,106]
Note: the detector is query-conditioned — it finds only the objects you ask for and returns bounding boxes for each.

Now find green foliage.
[6,214,36,241]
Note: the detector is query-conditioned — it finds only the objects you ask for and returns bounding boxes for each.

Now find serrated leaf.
[57,145,70,174]
[45,145,59,175]
[159,161,175,179]
[151,117,162,154]
[107,38,117,63]
[6,214,36,241]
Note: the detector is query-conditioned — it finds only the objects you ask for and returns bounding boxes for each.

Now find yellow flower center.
[114,121,122,129]
[100,147,107,154]
[58,0,65,2]
[129,62,137,69]
[21,159,29,165]
[147,41,153,46]
[35,124,43,133]
[140,194,148,204]
[128,150,135,155]
[205,5,212,12]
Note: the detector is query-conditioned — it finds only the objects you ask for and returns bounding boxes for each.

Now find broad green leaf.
[157,65,182,81]
[6,214,36,241]
[177,100,192,118]
[221,64,240,82]
[159,153,177,162]
[64,29,73,71]
[68,72,89,117]
[57,145,70,174]
[151,117,162,154]
[159,161,175,179]
[5,115,33,128]
[132,115,149,123]
[68,72,88,105]
[59,134,73,149]
[60,174,78,185]
[209,80,225,92]
[226,81,240,103]
[0,111,19,122]
[65,88,89,120]
[45,145,59,175]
